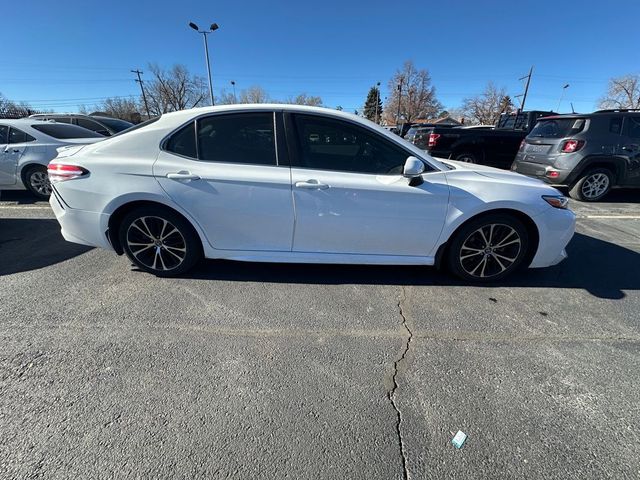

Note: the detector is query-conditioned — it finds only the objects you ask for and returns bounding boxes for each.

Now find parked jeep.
[512,109,640,201]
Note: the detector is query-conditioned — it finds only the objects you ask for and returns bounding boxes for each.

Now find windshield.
[94,117,134,133]
[31,123,104,139]
[529,118,586,138]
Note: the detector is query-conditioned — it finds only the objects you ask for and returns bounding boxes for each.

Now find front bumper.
[529,207,576,268]
[50,188,112,250]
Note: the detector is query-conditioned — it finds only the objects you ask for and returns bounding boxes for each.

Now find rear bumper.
[512,159,572,185]
[50,188,112,250]
[529,207,576,268]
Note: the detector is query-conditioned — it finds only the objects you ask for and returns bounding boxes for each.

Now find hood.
[441,159,550,188]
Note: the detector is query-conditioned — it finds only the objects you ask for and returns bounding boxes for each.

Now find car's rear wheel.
[568,168,613,202]
[454,152,478,164]
[119,207,202,277]
[23,165,52,199]
[448,214,530,282]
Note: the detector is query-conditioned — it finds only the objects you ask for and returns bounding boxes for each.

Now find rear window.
[529,118,586,138]
[31,123,104,139]
[94,117,134,133]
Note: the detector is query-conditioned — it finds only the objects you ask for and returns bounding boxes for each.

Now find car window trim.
[286,112,436,176]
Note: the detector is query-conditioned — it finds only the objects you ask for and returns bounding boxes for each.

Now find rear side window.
[529,118,586,138]
[609,117,623,134]
[0,125,7,144]
[30,123,103,139]
[165,122,196,158]
[9,127,36,143]
[196,113,276,165]
[623,116,640,139]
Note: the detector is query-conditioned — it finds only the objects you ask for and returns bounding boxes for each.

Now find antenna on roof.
[570,102,575,114]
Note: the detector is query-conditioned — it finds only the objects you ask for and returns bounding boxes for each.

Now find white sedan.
[48,105,575,281]
[0,119,103,198]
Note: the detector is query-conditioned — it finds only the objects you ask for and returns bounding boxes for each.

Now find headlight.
[542,195,569,209]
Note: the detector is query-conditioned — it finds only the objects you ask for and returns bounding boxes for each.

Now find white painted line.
[0,205,51,210]
[583,215,640,219]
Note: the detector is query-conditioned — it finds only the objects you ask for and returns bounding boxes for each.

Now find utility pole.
[396,77,403,131]
[131,69,150,119]
[374,81,381,124]
[513,66,533,130]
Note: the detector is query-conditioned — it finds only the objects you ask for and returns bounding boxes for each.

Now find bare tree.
[461,82,513,125]
[215,89,237,105]
[598,74,640,110]
[285,93,323,106]
[383,60,442,125]
[145,64,208,114]
[89,97,141,122]
[238,86,270,104]
[0,92,41,118]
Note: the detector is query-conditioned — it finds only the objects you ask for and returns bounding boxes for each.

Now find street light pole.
[189,22,219,106]
[556,84,570,112]
[231,80,237,103]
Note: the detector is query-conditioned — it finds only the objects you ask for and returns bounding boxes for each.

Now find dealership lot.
[1,191,639,478]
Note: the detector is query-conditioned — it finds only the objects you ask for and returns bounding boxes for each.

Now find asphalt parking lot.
[1,190,639,479]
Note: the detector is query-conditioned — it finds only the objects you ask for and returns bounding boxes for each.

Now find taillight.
[519,139,526,151]
[561,139,584,153]
[47,163,89,183]
[428,133,440,148]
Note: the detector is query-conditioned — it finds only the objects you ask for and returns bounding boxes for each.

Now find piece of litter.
[451,430,467,449]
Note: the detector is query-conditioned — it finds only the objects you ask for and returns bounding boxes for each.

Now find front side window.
[8,127,36,144]
[197,113,276,165]
[623,116,640,140]
[293,115,410,175]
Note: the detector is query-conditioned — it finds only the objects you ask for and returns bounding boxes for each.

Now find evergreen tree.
[363,86,383,123]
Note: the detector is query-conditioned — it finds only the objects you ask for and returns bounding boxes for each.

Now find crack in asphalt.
[388,285,413,480]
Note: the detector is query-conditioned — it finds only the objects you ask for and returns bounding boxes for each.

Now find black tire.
[568,168,613,202]
[118,206,202,277]
[454,152,478,164]
[448,213,530,282]
[23,165,52,199]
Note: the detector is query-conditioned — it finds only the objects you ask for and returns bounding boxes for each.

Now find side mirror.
[403,156,425,186]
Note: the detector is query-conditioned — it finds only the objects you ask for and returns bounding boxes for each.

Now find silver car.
[0,119,103,199]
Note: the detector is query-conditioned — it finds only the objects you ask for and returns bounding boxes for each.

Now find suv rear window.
[31,123,104,139]
[529,118,586,138]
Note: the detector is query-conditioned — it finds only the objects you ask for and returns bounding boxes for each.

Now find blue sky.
[2,0,639,115]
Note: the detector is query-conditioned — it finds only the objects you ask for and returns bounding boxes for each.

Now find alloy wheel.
[29,170,52,196]
[581,173,609,199]
[459,223,522,278]
[126,216,187,272]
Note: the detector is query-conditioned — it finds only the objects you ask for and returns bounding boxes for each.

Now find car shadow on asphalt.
[186,233,639,300]
[0,191,43,205]
[0,219,92,276]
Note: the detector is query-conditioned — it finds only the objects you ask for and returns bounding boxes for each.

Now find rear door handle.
[166,171,201,181]
[295,180,329,190]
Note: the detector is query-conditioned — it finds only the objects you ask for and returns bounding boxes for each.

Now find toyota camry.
[48,105,575,281]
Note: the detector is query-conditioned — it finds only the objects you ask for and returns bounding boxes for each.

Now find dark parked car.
[28,114,133,136]
[512,109,640,201]
[425,110,554,168]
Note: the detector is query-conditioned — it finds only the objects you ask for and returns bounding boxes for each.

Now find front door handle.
[295,180,329,190]
[166,171,201,181]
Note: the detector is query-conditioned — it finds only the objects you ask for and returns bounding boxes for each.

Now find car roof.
[0,118,50,126]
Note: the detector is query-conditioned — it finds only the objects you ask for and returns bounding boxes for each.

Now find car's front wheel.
[119,207,202,277]
[568,168,613,202]
[23,165,52,199]
[448,214,530,282]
